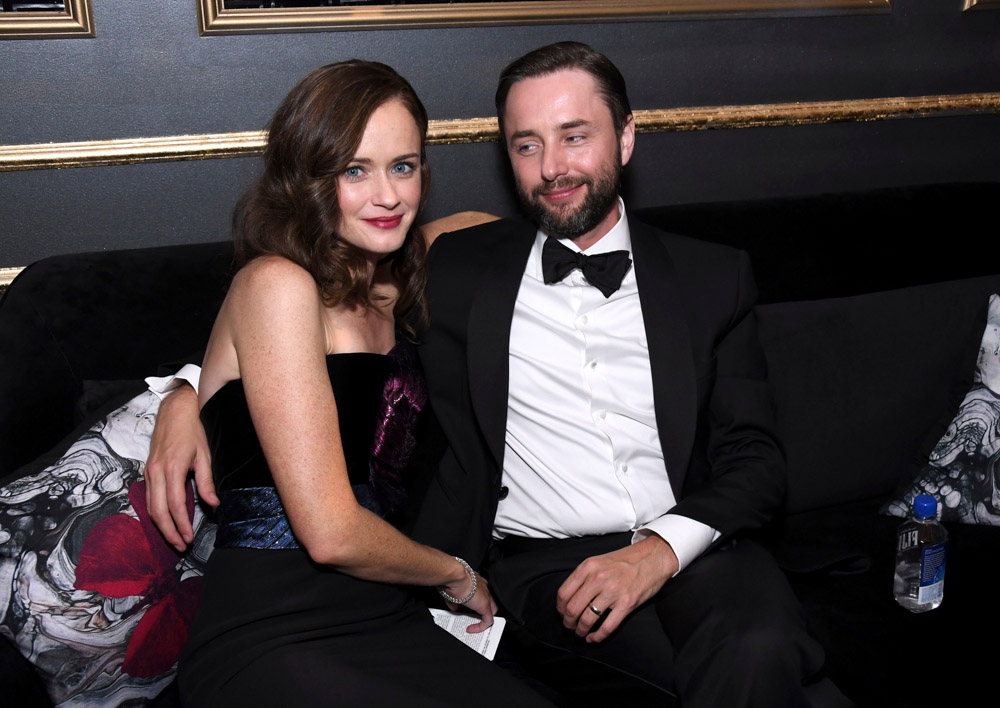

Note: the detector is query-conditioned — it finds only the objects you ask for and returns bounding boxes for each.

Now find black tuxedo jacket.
[410,215,786,569]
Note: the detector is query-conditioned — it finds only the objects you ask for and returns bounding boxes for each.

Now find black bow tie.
[541,237,632,298]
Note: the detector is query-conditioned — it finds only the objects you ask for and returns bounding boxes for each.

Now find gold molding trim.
[0,132,267,171]
[0,267,24,296]
[964,0,1000,9]
[198,0,889,35]
[635,92,1000,131]
[3,92,999,172]
[427,117,500,145]
[0,0,94,40]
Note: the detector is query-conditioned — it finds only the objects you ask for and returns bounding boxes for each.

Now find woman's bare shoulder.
[220,257,326,353]
[232,255,315,292]
[202,257,323,399]
[227,256,322,315]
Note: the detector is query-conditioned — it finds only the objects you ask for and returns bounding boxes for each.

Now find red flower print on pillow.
[74,480,202,678]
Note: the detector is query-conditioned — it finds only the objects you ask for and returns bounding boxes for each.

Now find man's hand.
[556,535,679,644]
[145,384,218,552]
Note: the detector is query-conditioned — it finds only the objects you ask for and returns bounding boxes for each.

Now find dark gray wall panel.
[1,158,260,265]
[2,0,999,266]
[6,111,998,268]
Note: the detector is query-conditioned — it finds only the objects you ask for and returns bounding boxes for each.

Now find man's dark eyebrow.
[509,129,538,142]
[509,120,595,141]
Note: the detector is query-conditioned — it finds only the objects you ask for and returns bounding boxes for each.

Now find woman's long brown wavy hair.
[233,60,430,338]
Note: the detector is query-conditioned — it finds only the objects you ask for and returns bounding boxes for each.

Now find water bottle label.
[917,542,946,605]
[897,528,919,553]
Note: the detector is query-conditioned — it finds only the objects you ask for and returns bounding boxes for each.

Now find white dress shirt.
[495,199,718,574]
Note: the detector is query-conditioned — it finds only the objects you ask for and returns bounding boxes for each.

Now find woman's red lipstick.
[364,215,403,229]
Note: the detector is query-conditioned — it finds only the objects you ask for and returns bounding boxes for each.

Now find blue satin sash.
[215,487,299,550]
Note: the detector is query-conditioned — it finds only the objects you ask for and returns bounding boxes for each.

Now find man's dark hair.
[494,41,632,141]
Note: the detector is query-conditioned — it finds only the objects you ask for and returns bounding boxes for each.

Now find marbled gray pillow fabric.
[0,391,214,707]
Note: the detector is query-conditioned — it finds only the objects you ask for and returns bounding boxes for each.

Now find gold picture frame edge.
[198,0,890,35]
[963,0,1000,10]
[0,0,95,40]
[0,267,25,295]
[3,91,998,172]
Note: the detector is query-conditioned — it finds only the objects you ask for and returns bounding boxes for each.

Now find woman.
[178,61,547,706]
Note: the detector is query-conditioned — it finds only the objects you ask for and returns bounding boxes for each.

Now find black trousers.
[488,533,826,708]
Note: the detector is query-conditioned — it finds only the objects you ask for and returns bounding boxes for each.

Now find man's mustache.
[532,176,592,198]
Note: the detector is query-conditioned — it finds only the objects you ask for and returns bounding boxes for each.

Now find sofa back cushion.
[0,241,234,478]
[634,182,1000,303]
[758,275,1000,514]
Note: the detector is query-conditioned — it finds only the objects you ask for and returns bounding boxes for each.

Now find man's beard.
[517,157,622,240]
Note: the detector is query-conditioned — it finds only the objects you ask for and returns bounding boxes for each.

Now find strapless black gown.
[177,347,548,707]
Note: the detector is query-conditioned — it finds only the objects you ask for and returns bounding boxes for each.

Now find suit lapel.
[630,218,697,495]
[466,221,536,472]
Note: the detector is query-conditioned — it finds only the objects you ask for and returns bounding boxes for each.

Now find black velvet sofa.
[2,183,998,707]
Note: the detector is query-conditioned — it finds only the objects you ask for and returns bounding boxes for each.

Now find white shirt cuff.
[145,363,202,400]
[631,514,720,576]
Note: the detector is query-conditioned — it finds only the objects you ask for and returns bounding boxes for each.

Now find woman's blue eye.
[344,166,362,178]
[392,162,415,174]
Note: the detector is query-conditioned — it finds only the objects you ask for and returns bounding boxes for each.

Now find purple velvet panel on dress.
[369,341,428,516]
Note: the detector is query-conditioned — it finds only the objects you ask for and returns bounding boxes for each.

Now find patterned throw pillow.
[883,294,1000,524]
[0,391,215,706]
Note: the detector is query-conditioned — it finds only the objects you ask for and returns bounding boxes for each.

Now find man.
[148,42,829,706]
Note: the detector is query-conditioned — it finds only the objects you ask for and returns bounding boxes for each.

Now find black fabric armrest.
[0,241,233,476]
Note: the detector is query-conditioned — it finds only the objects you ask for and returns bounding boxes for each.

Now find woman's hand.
[441,570,497,633]
[146,384,218,552]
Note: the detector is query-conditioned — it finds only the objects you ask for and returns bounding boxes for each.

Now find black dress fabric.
[178,352,548,707]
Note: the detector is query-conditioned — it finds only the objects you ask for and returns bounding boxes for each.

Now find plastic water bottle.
[893,494,947,612]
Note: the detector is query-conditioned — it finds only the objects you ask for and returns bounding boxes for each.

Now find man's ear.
[620,114,636,167]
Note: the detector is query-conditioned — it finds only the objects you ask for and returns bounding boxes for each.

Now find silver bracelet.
[438,556,477,605]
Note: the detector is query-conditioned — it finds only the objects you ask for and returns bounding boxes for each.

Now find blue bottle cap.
[914,494,938,518]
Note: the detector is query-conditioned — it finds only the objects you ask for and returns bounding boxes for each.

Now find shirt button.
[581,315,589,325]
[590,361,597,369]
[599,410,607,420]
[621,463,629,474]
